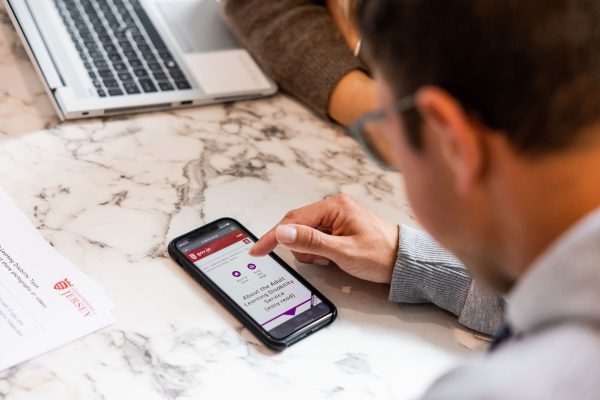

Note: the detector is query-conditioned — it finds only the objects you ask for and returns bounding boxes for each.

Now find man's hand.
[249,194,399,284]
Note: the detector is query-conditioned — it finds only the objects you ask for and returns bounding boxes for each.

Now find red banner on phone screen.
[185,230,248,262]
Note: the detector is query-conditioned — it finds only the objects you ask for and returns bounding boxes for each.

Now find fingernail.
[276,225,297,244]
[313,257,330,266]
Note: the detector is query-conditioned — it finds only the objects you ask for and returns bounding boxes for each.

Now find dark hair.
[358,0,600,153]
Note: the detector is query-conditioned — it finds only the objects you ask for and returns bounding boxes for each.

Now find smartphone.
[168,218,337,350]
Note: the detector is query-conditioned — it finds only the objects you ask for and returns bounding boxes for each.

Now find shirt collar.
[507,207,600,334]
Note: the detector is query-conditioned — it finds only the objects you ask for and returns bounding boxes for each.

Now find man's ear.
[415,86,485,194]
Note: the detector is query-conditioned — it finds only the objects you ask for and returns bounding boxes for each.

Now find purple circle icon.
[232,271,241,278]
[247,263,257,270]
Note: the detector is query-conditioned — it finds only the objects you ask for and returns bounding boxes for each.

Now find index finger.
[249,199,338,256]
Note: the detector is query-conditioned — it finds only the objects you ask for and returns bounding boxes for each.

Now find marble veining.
[0,7,485,400]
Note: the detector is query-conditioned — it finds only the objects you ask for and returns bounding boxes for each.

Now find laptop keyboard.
[53,0,192,97]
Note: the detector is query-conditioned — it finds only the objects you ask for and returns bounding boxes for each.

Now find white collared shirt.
[421,208,600,400]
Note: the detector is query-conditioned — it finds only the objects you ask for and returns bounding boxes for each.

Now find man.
[249,0,600,398]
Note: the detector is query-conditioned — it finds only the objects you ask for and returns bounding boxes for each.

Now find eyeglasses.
[347,95,415,171]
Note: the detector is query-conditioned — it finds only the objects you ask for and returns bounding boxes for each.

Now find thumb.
[275,224,342,261]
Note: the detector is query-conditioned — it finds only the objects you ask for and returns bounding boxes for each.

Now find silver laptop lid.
[4,0,277,120]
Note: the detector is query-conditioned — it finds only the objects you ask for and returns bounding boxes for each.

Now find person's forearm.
[326,0,360,51]
[328,69,375,126]
[325,0,377,127]
[221,0,362,118]
[390,224,504,335]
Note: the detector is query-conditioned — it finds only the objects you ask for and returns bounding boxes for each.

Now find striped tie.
[488,323,513,352]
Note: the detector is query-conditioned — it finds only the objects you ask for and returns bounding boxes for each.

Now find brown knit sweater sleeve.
[221,0,363,117]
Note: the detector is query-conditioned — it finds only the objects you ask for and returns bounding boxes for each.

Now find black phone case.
[167,217,337,351]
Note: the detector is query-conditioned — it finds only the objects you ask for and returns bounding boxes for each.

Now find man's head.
[356,0,600,292]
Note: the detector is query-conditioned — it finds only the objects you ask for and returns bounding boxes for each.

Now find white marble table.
[0,8,486,400]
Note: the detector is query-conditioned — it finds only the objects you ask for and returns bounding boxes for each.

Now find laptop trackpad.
[184,50,272,95]
[156,0,239,53]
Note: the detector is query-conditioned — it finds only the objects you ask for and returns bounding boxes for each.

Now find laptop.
[3,0,277,120]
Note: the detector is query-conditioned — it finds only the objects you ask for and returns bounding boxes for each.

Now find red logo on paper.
[53,278,95,317]
[54,278,73,290]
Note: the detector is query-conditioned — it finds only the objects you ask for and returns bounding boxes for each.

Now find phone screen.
[174,220,332,339]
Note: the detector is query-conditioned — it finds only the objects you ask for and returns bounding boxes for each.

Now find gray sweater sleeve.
[221,0,363,117]
[390,225,505,336]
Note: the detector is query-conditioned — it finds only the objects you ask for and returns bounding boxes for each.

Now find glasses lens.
[352,118,398,171]
[349,96,416,171]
